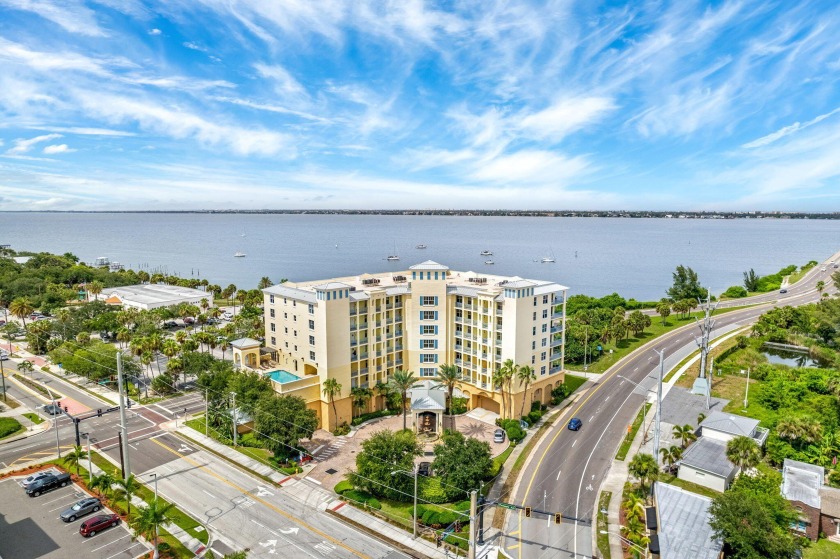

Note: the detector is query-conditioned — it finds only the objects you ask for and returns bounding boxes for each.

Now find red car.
[79,513,120,537]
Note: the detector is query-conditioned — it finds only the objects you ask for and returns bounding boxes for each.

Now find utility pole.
[1,357,6,402]
[743,368,751,409]
[692,291,717,409]
[468,490,478,559]
[45,385,62,459]
[83,433,93,482]
[204,389,209,437]
[652,349,665,467]
[231,392,238,446]
[117,352,131,481]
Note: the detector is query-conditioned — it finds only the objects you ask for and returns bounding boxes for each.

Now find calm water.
[2,213,838,301]
[762,347,826,368]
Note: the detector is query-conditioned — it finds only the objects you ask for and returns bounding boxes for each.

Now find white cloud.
[6,133,62,155]
[254,63,309,101]
[183,41,208,52]
[469,150,591,185]
[630,86,733,138]
[37,126,135,136]
[0,0,106,36]
[43,143,75,154]
[518,97,617,142]
[742,107,840,149]
[149,28,162,35]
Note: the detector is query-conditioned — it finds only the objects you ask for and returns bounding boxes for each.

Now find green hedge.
[419,477,449,504]
[334,480,353,494]
[351,409,398,426]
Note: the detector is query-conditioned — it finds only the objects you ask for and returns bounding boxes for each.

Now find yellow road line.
[150,437,372,559]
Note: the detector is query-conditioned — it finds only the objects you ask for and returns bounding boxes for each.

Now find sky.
[1,1,839,211]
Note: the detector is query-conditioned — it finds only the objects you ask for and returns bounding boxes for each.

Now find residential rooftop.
[699,410,760,438]
[652,482,723,559]
[782,459,824,508]
[680,437,737,478]
[100,284,212,307]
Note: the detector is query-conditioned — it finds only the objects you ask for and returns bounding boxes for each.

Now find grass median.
[615,403,651,461]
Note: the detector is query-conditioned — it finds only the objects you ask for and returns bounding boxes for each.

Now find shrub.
[344,489,375,504]
[334,480,353,495]
[0,417,22,438]
[413,504,427,518]
[367,498,382,510]
[528,410,544,424]
[722,286,748,298]
[530,400,542,412]
[505,424,526,443]
[351,409,397,426]
[454,500,471,511]
[419,477,449,504]
[332,422,351,436]
[450,397,468,415]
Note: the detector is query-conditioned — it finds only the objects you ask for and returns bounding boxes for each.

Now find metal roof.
[409,260,450,271]
[502,279,536,288]
[229,337,261,349]
[100,284,211,306]
[654,482,723,559]
[262,283,318,304]
[782,459,824,508]
[699,410,759,438]
[313,281,353,290]
[680,437,737,478]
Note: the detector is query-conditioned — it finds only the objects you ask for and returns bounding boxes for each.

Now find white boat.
[415,244,427,249]
[234,251,246,258]
[386,242,400,261]
[541,249,556,263]
[94,256,110,267]
[480,250,493,256]
[484,260,494,265]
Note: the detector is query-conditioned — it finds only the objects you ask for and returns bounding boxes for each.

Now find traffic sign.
[498,502,518,510]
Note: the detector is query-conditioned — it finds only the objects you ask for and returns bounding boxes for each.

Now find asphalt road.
[504,251,840,559]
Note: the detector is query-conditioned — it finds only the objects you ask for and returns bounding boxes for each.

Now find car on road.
[26,472,71,497]
[822,267,827,272]
[780,288,788,294]
[43,403,63,415]
[493,428,506,443]
[0,352,8,361]
[222,311,233,320]
[206,317,218,325]
[417,462,431,476]
[79,513,120,537]
[21,471,51,488]
[162,321,178,329]
[568,418,583,431]
[183,317,195,325]
[60,497,102,522]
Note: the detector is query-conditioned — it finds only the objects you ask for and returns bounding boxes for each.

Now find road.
[504,252,840,559]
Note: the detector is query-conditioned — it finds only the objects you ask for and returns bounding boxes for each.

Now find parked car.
[60,497,102,522]
[222,312,233,320]
[26,472,71,497]
[79,514,120,537]
[417,462,431,476]
[567,418,583,431]
[43,403,63,415]
[21,471,51,488]
[493,428,506,443]
[206,318,218,325]
[163,321,178,329]
[183,317,195,325]
[99,331,112,341]
[0,353,8,361]
[0,319,5,326]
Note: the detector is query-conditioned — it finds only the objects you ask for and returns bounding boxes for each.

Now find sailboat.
[386,242,400,261]
[480,250,493,256]
[415,244,427,249]
[541,249,556,263]
[234,251,246,258]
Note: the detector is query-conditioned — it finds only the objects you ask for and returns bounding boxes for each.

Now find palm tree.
[517,364,536,419]
[258,276,273,289]
[18,359,34,375]
[622,492,646,522]
[88,280,104,301]
[655,301,671,325]
[726,435,762,473]
[697,412,706,425]
[621,515,650,559]
[64,445,88,474]
[628,452,659,493]
[672,424,697,448]
[9,297,34,328]
[776,417,806,442]
[435,363,463,416]
[350,386,373,418]
[115,474,142,515]
[389,369,418,431]
[322,378,342,430]
[659,445,683,473]
[817,280,826,294]
[129,500,174,559]
[493,360,516,419]
[90,471,115,498]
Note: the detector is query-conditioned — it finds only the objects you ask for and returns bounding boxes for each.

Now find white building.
[100,284,212,311]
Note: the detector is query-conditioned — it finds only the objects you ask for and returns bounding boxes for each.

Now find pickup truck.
[26,472,71,497]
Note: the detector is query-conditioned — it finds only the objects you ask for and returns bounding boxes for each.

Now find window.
[270,295,275,304]
[420,368,437,377]
[542,338,547,347]
[294,345,297,352]
[543,295,549,304]
[309,319,315,329]
[284,327,288,334]
[270,309,275,318]
[421,339,437,349]
[310,351,316,360]
[293,330,297,337]
[293,300,296,306]
[541,324,547,333]
[293,315,297,321]
[284,298,287,304]
[271,336,276,346]
[532,327,536,335]
[541,366,546,375]
[421,325,436,335]
[285,341,288,348]
[542,309,548,319]
[284,312,288,319]
[532,341,536,350]
[541,352,546,361]
[421,310,437,320]
[308,304,314,314]
[420,353,438,363]
[533,312,537,320]
[531,356,535,364]
[270,323,276,332]
[420,296,437,306]
[534,297,537,306]
[309,335,315,345]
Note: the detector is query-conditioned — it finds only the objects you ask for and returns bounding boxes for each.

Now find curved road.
[504,252,840,559]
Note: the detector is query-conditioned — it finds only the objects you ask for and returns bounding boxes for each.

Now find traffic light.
[63,406,68,413]
[555,513,562,524]
[436,535,441,548]
[524,507,532,518]
[97,408,102,417]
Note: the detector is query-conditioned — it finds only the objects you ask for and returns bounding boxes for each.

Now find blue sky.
[0,1,839,211]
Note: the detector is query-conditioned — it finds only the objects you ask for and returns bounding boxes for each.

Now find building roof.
[313,281,353,290]
[409,260,449,271]
[262,283,318,304]
[229,337,261,349]
[501,279,536,288]
[820,487,840,518]
[100,284,212,307]
[409,380,447,411]
[680,437,737,478]
[699,410,759,438]
[654,482,723,559]
[782,459,824,508]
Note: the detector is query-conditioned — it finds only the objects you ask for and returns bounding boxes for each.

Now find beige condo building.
[260,261,568,430]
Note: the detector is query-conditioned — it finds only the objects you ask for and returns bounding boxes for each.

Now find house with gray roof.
[677,437,738,492]
[649,482,723,559]
[699,410,769,446]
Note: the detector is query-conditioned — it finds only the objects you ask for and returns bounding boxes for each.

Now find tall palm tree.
[90,471,115,498]
[350,386,373,418]
[659,445,683,473]
[628,452,659,493]
[389,369,418,431]
[88,280,104,301]
[129,500,174,559]
[9,297,34,328]
[322,378,342,430]
[726,435,762,473]
[672,424,697,448]
[115,473,142,515]
[54,307,71,340]
[501,359,517,418]
[64,445,88,474]
[517,365,536,419]
[435,363,462,416]
[492,367,508,420]
[655,301,671,325]
[258,276,273,289]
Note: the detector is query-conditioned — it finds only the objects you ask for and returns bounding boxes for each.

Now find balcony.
[376,321,382,327]
[395,330,403,337]
[395,358,403,365]
[350,324,358,332]
[376,335,382,342]
[359,352,369,360]
[395,315,403,322]
[350,309,357,316]
[386,304,393,310]
[551,337,563,348]
[360,322,369,329]
[387,318,394,324]
[550,348,562,358]
[359,367,368,375]
[455,344,463,351]
[550,366,562,375]
[551,325,563,334]
[552,310,564,319]
[394,303,403,309]
[455,358,463,365]
[395,344,403,351]
[377,365,383,371]
[351,340,358,347]
[456,302,463,309]
[376,351,382,357]
[482,338,489,344]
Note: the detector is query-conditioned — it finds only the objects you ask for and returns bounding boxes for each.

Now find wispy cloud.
[43,143,74,154]
[6,133,62,155]
[0,0,106,36]
[742,107,840,149]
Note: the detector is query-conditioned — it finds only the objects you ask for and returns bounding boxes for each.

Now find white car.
[222,312,233,320]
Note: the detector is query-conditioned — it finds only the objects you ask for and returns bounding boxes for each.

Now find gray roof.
[820,487,840,518]
[100,284,211,307]
[409,260,449,271]
[782,459,824,508]
[229,337,261,349]
[447,286,489,296]
[262,283,318,304]
[699,410,759,438]
[503,279,536,288]
[409,381,447,411]
[680,437,737,478]
[313,281,353,290]
[654,482,723,559]
[385,286,410,295]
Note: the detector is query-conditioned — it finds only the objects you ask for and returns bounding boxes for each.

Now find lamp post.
[44,385,62,459]
[82,432,93,482]
[149,472,158,503]
[742,368,751,409]
[149,472,159,559]
[391,465,418,539]
[617,375,657,445]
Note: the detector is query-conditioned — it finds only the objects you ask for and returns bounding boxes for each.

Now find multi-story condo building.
[260,261,568,430]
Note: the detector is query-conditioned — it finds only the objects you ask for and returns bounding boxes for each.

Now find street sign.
[498,502,518,510]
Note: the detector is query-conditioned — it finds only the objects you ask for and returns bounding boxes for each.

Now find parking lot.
[0,469,151,559]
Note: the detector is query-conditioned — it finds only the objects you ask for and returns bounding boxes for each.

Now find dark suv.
[26,472,71,497]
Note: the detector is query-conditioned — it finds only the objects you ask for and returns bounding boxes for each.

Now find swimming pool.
[266,369,301,384]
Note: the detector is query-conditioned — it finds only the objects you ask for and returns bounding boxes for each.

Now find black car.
[417,462,431,477]
[43,403,63,415]
[163,321,178,329]
[60,497,102,522]
[27,472,71,497]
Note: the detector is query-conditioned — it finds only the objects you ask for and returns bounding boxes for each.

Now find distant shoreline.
[2,210,839,219]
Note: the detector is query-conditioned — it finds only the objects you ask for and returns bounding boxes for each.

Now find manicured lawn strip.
[563,374,587,394]
[23,412,44,424]
[596,491,612,559]
[787,261,817,285]
[615,403,651,461]
[12,373,52,397]
[0,394,20,408]
[658,473,720,500]
[0,416,25,439]
[804,538,840,559]
[490,445,514,478]
[185,416,289,472]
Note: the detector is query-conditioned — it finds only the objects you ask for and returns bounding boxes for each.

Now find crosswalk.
[314,438,347,461]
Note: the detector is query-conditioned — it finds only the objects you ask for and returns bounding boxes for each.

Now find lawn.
[23,412,44,424]
[615,403,651,461]
[596,491,612,559]
[563,374,587,394]
[804,538,840,559]
[0,416,24,439]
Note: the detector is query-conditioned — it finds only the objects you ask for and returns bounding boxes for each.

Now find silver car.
[60,497,102,522]
[21,471,51,488]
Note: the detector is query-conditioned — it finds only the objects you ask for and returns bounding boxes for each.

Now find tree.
[129,500,174,558]
[89,471,115,498]
[672,424,697,448]
[64,445,88,474]
[517,365,536,419]
[322,378,342,430]
[726,436,762,472]
[9,297,34,328]
[432,430,493,500]
[348,429,421,501]
[667,265,705,301]
[350,386,373,418]
[88,280,104,301]
[115,474,142,515]
[832,270,840,292]
[697,412,706,425]
[253,394,318,459]
[435,363,462,417]
[655,301,671,325]
[388,369,418,431]
[743,269,760,292]
[258,277,273,289]
[659,445,683,473]
[627,453,659,493]
[709,470,802,559]
[622,492,646,522]
[817,280,825,294]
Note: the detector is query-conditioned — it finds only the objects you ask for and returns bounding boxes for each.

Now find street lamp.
[148,472,158,503]
[82,432,93,482]
[391,465,419,539]
[599,530,649,558]
[617,375,657,446]
[44,384,62,459]
[149,472,159,559]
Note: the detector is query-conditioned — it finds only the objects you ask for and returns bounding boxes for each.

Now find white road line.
[556,470,562,481]
[153,403,173,415]
[589,415,594,422]
[604,396,609,402]
[92,534,129,551]
[571,440,577,447]
[250,519,319,559]
[203,490,217,499]
[105,542,145,559]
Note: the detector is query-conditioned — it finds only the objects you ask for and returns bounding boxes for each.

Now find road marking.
[92,534,129,552]
[556,470,562,481]
[571,440,576,447]
[315,541,337,555]
[604,396,609,402]
[104,542,146,559]
[251,519,319,559]
[202,490,216,499]
[589,415,594,422]
[151,438,371,559]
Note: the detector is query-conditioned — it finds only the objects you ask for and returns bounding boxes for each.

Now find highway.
[503,252,840,559]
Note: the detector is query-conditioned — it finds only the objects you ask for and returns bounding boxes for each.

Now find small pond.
[761,346,828,368]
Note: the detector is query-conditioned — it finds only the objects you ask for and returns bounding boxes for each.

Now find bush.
[334,480,353,495]
[351,409,397,426]
[450,397,468,415]
[505,424,526,443]
[332,422,351,436]
[0,417,22,438]
[419,477,449,504]
[413,504,427,518]
[367,498,382,510]
[527,410,543,425]
[344,489,375,504]
[722,286,748,298]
